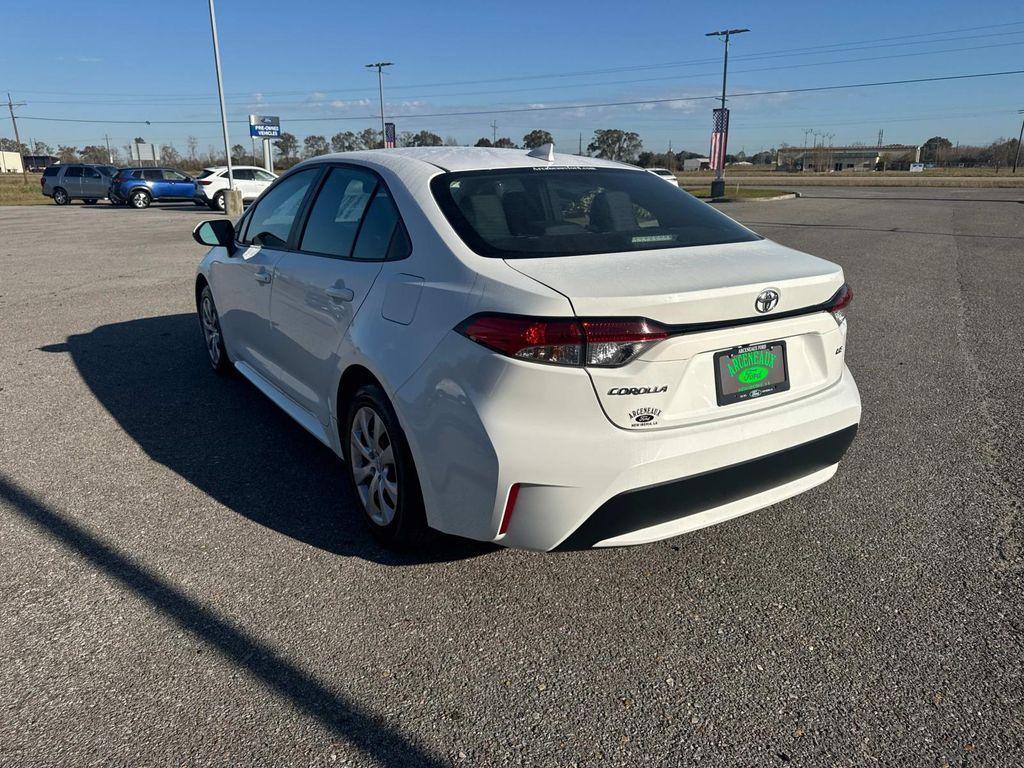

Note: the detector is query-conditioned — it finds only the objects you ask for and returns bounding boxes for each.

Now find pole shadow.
[0,474,449,767]
[40,313,492,566]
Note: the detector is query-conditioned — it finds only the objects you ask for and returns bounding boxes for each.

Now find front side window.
[142,169,164,181]
[163,170,188,181]
[431,168,760,258]
[299,166,377,258]
[242,167,319,248]
[83,167,102,179]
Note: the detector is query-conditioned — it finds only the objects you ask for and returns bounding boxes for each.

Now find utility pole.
[705,28,749,198]
[365,61,393,148]
[578,132,583,155]
[1013,110,1024,174]
[490,120,498,145]
[6,93,28,181]
[803,127,813,148]
[206,0,238,213]
[103,134,112,164]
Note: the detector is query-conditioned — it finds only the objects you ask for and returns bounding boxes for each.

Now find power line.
[20,39,1024,109]
[20,68,1024,126]
[7,21,1024,101]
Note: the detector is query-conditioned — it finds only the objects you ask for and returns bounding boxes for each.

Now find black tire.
[212,190,226,212]
[52,187,70,206]
[129,189,151,209]
[343,384,427,549]
[196,284,232,375]
[109,197,123,207]
[83,199,98,205]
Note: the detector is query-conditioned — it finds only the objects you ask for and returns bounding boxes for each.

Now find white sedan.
[193,146,860,550]
[647,167,680,186]
[194,165,277,211]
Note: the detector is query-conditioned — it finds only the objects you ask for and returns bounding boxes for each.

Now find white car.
[647,167,680,186]
[193,146,860,551]
[195,165,277,211]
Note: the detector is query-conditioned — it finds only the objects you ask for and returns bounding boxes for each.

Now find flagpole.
[706,28,749,198]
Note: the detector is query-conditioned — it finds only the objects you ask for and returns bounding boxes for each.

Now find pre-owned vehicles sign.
[249,115,281,138]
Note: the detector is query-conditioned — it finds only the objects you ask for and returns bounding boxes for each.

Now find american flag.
[709,108,730,171]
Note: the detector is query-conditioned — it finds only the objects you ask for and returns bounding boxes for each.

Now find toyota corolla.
[193,146,860,551]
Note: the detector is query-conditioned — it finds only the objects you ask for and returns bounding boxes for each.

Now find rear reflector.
[455,314,667,368]
[499,483,521,535]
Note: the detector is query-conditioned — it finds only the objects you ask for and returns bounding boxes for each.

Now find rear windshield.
[431,167,759,258]
[196,169,217,179]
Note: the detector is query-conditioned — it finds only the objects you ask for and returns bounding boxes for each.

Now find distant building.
[23,154,58,172]
[683,157,711,172]
[0,151,24,173]
[776,144,921,172]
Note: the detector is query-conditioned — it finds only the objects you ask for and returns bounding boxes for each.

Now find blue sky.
[2,0,1022,156]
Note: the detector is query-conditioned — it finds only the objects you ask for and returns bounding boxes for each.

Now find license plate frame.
[714,340,790,406]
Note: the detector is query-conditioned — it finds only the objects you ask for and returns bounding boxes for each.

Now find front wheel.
[344,385,427,548]
[197,285,231,375]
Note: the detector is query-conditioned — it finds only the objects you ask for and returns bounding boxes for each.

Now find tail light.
[199,179,213,186]
[455,314,668,368]
[826,283,852,325]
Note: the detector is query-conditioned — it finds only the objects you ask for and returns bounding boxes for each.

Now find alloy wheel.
[132,191,148,208]
[53,189,68,205]
[199,293,222,367]
[349,406,398,526]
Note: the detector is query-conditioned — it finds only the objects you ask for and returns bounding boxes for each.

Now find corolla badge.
[755,288,780,314]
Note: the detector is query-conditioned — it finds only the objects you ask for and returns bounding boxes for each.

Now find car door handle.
[253,269,273,284]
[325,284,354,302]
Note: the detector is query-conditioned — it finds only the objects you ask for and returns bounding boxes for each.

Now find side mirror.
[193,219,237,255]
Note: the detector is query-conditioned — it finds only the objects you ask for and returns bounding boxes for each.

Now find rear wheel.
[129,189,151,209]
[211,190,226,212]
[344,385,427,548]
[52,187,69,205]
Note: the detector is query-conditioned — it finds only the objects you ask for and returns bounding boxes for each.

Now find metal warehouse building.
[777,144,921,172]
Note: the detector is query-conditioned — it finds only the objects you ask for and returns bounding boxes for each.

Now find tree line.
[3,130,1019,172]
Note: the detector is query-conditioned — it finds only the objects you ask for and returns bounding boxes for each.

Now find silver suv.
[41,164,118,205]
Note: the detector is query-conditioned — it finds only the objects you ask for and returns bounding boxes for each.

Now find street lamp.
[207,0,237,213]
[705,28,749,198]
[1013,109,1024,174]
[365,62,393,148]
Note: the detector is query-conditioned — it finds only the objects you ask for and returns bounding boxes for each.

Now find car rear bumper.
[395,332,861,551]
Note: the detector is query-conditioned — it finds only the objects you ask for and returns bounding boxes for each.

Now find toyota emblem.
[755,288,780,313]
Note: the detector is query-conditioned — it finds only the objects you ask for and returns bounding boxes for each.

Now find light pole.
[365,62,393,148]
[706,27,748,198]
[6,92,27,181]
[1013,109,1024,174]
[207,0,237,213]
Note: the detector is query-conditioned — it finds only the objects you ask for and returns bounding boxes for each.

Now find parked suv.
[194,165,277,211]
[41,164,118,205]
[109,168,198,209]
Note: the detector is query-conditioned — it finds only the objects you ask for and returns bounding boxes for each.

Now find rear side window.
[242,167,320,247]
[352,188,404,261]
[64,166,83,178]
[83,167,102,179]
[232,169,254,181]
[43,167,60,177]
[299,167,377,258]
[431,168,759,258]
[142,169,163,181]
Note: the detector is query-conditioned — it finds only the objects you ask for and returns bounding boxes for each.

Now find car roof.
[298,146,636,174]
[203,165,270,172]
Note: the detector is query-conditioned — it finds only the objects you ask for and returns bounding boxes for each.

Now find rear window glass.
[197,169,217,179]
[431,168,759,258]
[43,167,60,177]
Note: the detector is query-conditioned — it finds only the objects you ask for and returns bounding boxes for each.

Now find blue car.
[109,167,199,209]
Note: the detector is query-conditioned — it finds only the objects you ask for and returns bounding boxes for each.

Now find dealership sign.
[249,115,281,138]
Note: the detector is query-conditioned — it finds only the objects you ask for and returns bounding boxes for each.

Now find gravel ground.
[1,190,1021,767]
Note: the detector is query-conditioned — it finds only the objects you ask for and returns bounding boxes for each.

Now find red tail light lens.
[498,483,521,535]
[826,282,852,325]
[455,314,668,368]
[199,179,213,186]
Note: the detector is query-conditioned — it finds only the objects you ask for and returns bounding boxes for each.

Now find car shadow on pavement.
[0,473,450,767]
[39,313,494,566]
[80,203,220,215]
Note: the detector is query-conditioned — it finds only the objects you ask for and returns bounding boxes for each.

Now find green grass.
[684,186,794,201]
[0,174,48,205]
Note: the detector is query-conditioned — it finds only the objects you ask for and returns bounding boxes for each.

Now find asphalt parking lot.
[1,188,1022,767]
